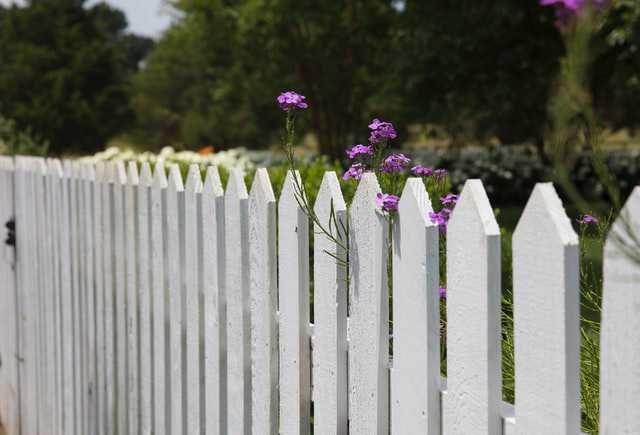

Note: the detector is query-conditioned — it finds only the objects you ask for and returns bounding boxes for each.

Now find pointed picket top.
[83,162,96,181]
[398,177,433,225]
[152,161,168,188]
[203,166,224,196]
[348,170,389,434]
[35,157,47,176]
[444,179,501,435]
[512,182,580,434]
[449,179,499,236]
[313,171,346,219]
[139,162,152,187]
[351,172,381,213]
[167,164,184,192]
[62,159,74,178]
[226,168,248,200]
[186,164,203,193]
[249,168,274,204]
[279,170,304,210]
[126,161,139,186]
[600,186,640,434]
[48,158,64,178]
[114,160,127,186]
[514,182,577,246]
[105,161,117,184]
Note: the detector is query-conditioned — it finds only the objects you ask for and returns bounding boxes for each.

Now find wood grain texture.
[444,179,501,435]
[278,171,311,435]
[348,172,389,435]
[391,178,440,435]
[600,186,640,434]
[513,183,580,435]
[312,172,348,435]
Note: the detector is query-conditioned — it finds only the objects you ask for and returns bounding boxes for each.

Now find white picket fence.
[0,155,639,435]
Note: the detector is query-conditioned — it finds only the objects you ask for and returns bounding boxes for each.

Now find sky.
[0,0,174,38]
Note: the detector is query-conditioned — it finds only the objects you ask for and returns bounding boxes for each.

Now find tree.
[392,1,565,146]
[0,0,153,155]
[133,0,397,157]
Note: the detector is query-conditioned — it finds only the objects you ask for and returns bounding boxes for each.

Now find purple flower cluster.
[578,214,598,225]
[380,153,411,173]
[277,91,308,111]
[439,286,447,299]
[411,165,433,177]
[376,193,400,213]
[368,118,397,144]
[428,192,459,233]
[346,144,374,159]
[342,163,366,181]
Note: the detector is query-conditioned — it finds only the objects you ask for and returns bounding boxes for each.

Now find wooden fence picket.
[391,178,440,435]
[201,166,226,435]
[184,164,203,435]
[137,162,153,435]
[348,172,389,435]
[7,160,640,435]
[225,168,251,435]
[150,162,168,435]
[513,183,580,435]
[166,164,184,435]
[443,179,501,435]
[125,162,140,435]
[0,157,18,435]
[248,168,278,435]
[312,171,348,435]
[278,171,311,435]
[600,186,640,433]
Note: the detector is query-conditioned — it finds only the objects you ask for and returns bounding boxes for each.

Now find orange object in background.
[198,145,215,155]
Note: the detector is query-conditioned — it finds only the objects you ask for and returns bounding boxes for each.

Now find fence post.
[391,178,440,434]
[312,172,348,435]
[600,186,640,433]
[444,179,501,435]
[348,172,389,435]
[201,166,226,435]
[278,171,311,435]
[513,183,580,435]
[225,169,251,435]
[0,156,18,435]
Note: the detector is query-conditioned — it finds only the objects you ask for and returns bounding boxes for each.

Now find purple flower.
[368,118,397,144]
[434,168,448,179]
[346,144,374,159]
[540,0,609,27]
[440,193,459,207]
[429,208,452,233]
[439,286,447,299]
[376,192,400,212]
[411,165,434,177]
[342,163,366,181]
[277,91,308,111]
[380,153,411,173]
[578,214,598,225]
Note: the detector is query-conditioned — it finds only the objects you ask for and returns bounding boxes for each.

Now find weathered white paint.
[184,164,203,435]
[444,179,501,435]
[600,186,640,434]
[137,162,153,435]
[166,165,184,435]
[513,183,580,435]
[248,168,278,435]
[150,162,168,435]
[225,169,251,435]
[0,157,18,435]
[391,178,440,435]
[278,171,311,435]
[102,163,117,435]
[348,172,389,435]
[312,171,348,435]
[201,166,226,435]
[50,159,66,435]
[113,161,129,435]
[125,162,140,435]
[93,161,106,435]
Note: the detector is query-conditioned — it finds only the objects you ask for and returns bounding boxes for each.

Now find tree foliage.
[0,0,153,155]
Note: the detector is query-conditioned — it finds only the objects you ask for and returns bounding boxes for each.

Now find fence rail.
[0,155,639,435]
